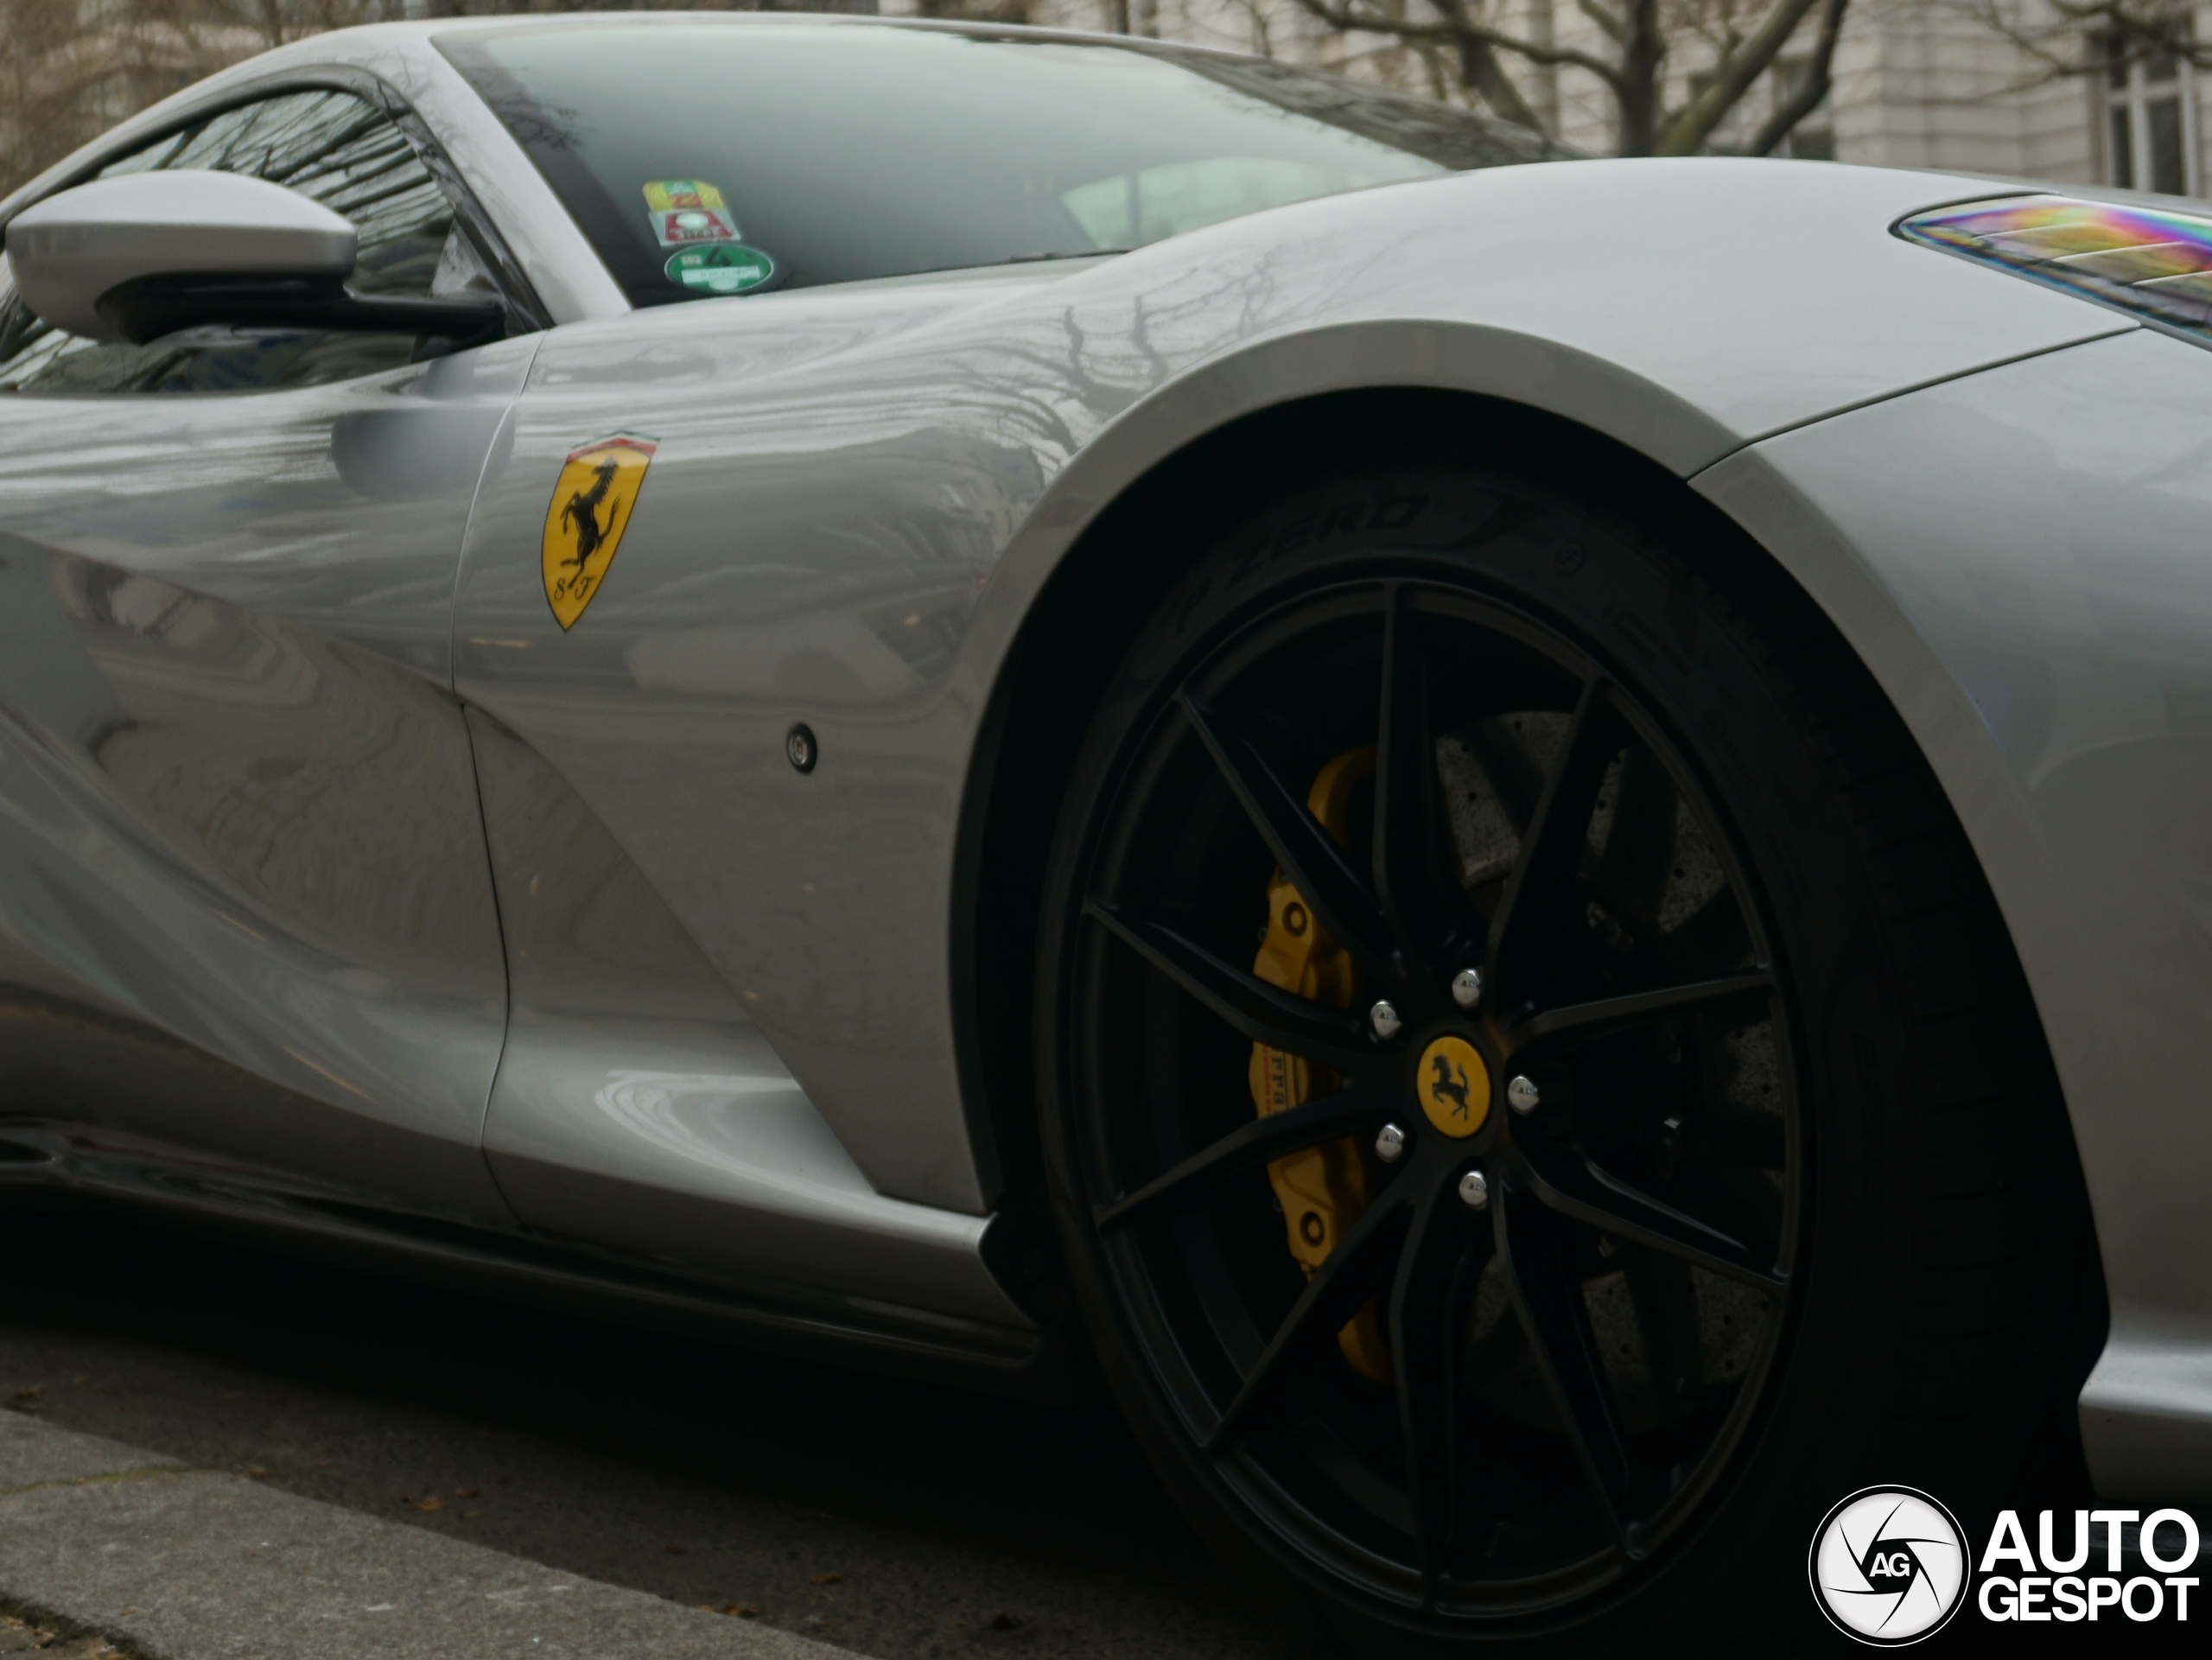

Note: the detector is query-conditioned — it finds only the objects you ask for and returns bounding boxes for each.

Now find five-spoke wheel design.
[1065,577,1803,1614]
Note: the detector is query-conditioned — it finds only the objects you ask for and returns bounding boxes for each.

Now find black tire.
[1032,436,2098,1654]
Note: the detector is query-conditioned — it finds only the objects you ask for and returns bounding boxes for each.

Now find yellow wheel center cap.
[1416,1035,1491,1138]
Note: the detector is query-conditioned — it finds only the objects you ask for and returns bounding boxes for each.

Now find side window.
[0,89,496,395]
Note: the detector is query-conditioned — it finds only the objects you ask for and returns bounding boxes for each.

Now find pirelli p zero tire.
[1032,436,2098,1655]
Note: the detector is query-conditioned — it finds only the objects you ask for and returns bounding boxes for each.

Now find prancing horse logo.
[1416,1035,1491,1138]
[559,456,620,574]
[1427,1053,1473,1119]
[541,434,658,630]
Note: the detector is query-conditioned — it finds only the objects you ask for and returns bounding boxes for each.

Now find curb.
[0,1413,866,1660]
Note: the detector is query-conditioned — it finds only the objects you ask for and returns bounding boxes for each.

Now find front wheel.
[1033,448,2094,1653]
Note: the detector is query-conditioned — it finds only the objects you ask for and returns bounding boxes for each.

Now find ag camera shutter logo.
[1809,1486,1970,1644]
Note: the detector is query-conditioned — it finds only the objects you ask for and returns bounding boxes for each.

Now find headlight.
[1897,194,2212,341]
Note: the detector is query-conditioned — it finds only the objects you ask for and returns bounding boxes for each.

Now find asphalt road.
[0,1206,1283,1660]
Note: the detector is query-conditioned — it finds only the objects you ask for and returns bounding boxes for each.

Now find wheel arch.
[956,327,2104,1409]
[949,316,1962,1287]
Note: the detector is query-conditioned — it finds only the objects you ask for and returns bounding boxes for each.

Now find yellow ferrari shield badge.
[542,434,656,630]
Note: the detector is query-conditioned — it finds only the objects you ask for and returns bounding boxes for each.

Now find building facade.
[970,0,2212,200]
[1811,2,2203,196]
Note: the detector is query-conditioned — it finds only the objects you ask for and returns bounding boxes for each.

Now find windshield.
[438,22,1565,305]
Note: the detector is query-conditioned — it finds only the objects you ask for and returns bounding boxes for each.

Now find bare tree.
[4,0,234,193]
[0,0,416,194]
[1953,0,2196,79]
[1284,0,1852,154]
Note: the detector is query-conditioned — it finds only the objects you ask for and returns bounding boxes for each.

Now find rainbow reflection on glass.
[1899,194,2212,339]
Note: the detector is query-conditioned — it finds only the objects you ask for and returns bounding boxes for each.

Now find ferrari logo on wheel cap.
[542,434,656,630]
[1417,1035,1490,1138]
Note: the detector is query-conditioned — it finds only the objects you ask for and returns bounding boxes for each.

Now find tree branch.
[1947,0,2212,78]
[1746,0,1846,155]
[1656,0,1828,156]
[1577,0,1627,46]
[1288,0,1626,87]
[1432,0,1547,130]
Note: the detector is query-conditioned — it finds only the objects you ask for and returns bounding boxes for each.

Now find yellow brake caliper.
[1248,747,1392,1384]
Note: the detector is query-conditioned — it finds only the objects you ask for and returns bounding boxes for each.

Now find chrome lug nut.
[1507,1074,1541,1115]
[1369,1000,1402,1040]
[1458,1169,1491,1211]
[1374,1123,1408,1163]
[1451,967,1483,1010]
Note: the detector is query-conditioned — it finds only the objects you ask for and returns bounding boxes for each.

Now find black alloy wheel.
[1033,438,2097,1655]
[1067,578,1797,1606]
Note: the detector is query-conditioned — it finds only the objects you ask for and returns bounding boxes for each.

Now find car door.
[0,84,533,1224]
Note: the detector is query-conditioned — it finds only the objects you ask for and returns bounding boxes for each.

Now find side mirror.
[4,169,504,346]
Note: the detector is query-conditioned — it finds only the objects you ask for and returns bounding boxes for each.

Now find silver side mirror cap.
[6,171,358,342]
[3,169,504,347]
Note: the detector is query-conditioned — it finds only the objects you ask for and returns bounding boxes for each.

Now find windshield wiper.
[995,249,1134,264]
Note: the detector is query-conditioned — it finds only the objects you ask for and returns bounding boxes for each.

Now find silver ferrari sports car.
[2,11,2206,1650]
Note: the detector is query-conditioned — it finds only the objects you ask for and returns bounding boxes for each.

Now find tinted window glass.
[441,22,1563,306]
[0,89,470,394]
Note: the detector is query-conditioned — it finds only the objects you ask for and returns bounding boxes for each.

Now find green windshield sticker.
[665,244,777,296]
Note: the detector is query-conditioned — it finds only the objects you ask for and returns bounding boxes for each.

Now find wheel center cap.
[1415,1034,1490,1138]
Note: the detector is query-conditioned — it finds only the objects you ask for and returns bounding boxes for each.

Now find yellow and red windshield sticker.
[643,180,738,249]
[541,434,656,630]
[643,181,725,213]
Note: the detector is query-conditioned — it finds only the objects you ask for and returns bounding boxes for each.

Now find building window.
[1771,54,1835,160]
[2105,30,2197,196]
